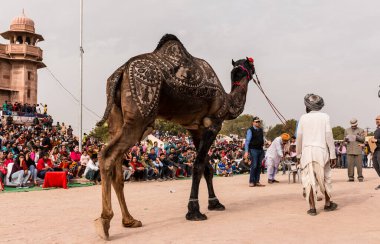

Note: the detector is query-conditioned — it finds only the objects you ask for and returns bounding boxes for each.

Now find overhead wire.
[44,67,101,120]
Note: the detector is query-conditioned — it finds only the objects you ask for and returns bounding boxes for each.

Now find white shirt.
[80,155,90,166]
[83,159,99,176]
[265,136,283,161]
[296,111,336,168]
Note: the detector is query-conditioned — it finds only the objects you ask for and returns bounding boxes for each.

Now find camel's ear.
[232,59,235,66]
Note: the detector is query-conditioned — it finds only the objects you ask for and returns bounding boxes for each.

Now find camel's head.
[231,57,255,83]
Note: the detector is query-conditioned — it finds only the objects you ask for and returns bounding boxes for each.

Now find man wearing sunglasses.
[244,116,265,187]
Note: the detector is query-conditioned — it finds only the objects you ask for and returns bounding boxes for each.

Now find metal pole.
[79,0,83,152]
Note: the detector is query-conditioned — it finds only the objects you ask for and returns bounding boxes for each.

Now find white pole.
[79,0,83,152]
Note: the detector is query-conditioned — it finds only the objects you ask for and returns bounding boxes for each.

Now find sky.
[1,0,379,135]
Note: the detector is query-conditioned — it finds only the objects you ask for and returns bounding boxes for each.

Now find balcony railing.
[5,44,43,59]
[0,44,6,56]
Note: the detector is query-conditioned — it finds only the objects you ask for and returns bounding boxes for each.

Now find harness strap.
[238,65,252,80]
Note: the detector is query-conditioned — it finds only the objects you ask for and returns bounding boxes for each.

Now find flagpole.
[79,0,83,152]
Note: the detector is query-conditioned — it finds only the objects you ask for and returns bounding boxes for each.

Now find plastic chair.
[282,159,300,183]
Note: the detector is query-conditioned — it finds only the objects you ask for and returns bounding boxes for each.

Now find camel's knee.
[101,209,114,220]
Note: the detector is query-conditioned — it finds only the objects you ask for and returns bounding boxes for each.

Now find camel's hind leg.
[95,104,149,239]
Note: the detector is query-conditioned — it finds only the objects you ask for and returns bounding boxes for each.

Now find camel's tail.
[96,64,126,127]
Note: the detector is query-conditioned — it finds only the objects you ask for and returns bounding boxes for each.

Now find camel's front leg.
[204,161,225,211]
[186,127,220,221]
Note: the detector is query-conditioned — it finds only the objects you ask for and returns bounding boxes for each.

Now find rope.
[251,73,296,135]
[253,73,287,125]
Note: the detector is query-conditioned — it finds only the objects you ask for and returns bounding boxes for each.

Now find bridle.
[232,64,253,89]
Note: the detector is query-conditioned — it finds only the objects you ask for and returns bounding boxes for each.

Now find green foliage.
[88,123,109,143]
[332,126,345,140]
[154,119,186,134]
[220,114,254,138]
[266,119,297,141]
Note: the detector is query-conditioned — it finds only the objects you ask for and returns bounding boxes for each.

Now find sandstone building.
[0,11,45,106]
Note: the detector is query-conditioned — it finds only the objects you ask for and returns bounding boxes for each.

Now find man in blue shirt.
[244,116,265,187]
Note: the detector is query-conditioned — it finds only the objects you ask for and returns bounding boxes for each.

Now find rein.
[252,73,291,131]
[233,62,293,134]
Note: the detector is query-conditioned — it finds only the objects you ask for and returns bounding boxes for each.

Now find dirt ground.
[1,168,380,244]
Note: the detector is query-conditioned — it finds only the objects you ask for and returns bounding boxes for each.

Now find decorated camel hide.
[95,34,256,240]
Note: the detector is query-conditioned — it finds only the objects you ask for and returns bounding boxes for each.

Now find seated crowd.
[0,111,103,191]
[1,101,48,115]
[0,110,256,191]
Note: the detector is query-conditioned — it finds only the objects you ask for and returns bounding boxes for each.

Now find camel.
[95,34,256,240]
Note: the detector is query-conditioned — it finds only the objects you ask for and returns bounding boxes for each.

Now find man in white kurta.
[266,133,290,183]
[296,93,337,216]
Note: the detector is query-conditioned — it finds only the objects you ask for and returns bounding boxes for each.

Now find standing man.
[244,116,265,187]
[370,115,380,190]
[344,118,365,182]
[266,133,290,183]
[296,94,337,216]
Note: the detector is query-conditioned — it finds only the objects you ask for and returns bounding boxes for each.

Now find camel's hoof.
[186,211,207,221]
[208,200,226,211]
[94,217,110,240]
[122,219,143,228]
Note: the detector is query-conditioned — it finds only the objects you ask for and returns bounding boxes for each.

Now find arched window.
[16,36,23,44]
[25,37,31,45]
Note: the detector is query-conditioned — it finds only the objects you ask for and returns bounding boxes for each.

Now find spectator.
[217,157,232,177]
[338,143,347,168]
[130,156,145,181]
[4,151,14,167]
[70,145,82,177]
[36,153,54,179]
[80,150,90,177]
[49,146,61,166]
[67,125,73,137]
[363,142,370,168]
[344,118,365,182]
[0,152,6,190]
[9,154,31,188]
[159,153,174,180]
[153,156,163,180]
[84,154,100,183]
[25,151,38,186]
[122,153,133,181]
[141,153,155,180]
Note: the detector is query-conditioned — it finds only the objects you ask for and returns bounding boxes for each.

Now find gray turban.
[304,93,324,111]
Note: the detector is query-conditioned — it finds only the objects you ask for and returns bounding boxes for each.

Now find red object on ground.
[43,172,68,189]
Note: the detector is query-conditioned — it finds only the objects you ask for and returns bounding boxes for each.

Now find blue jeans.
[362,155,368,168]
[341,154,347,168]
[249,149,264,184]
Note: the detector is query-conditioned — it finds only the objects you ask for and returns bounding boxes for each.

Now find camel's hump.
[155,34,182,51]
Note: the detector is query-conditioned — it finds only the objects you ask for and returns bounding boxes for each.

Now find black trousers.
[373,150,380,177]
[85,169,101,181]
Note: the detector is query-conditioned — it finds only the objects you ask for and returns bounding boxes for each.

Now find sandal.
[307,209,317,216]
[324,202,338,212]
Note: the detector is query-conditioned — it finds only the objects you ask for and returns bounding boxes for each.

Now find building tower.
[0,11,45,106]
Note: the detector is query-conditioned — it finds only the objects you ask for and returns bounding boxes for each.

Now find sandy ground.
[1,168,380,244]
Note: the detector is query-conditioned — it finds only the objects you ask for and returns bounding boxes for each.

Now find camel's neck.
[226,78,249,120]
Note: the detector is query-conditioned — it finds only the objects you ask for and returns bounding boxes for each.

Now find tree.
[89,119,187,143]
[332,126,345,140]
[154,119,186,135]
[220,114,254,138]
[265,119,297,141]
[89,123,109,143]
